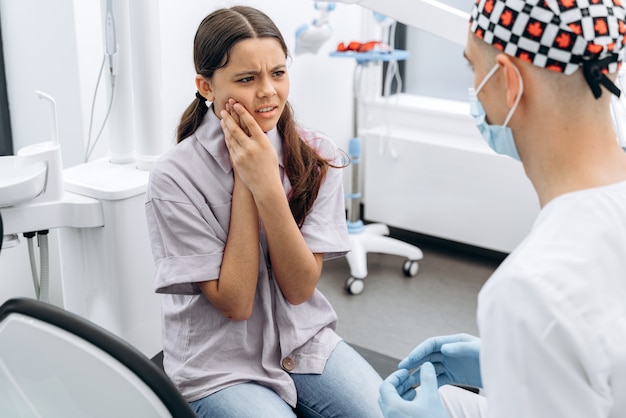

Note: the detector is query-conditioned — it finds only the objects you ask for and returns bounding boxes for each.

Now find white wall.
[0,0,364,306]
[0,0,85,165]
[157,0,364,149]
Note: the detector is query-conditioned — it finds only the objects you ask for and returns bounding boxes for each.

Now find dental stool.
[0,297,195,418]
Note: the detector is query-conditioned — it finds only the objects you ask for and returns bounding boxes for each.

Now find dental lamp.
[325,0,469,46]
[295,2,336,54]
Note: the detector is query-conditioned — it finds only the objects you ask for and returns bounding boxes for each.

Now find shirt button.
[282,357,295,371]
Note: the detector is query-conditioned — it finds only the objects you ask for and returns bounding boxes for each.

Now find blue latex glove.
[398,333,482,388]
[379,362,448,418]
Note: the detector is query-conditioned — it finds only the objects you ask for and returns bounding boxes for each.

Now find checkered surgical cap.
[470,0,626,97]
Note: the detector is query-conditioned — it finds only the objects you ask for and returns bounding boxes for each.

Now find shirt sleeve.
[299,137,350,260]
[145,169,229,295]
[478,274,610,418]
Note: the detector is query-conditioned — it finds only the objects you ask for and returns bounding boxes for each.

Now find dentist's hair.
[176,6,333,227]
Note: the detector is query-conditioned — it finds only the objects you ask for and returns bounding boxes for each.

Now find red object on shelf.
[336,41,391,53]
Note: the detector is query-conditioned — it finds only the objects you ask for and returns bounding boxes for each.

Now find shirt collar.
[196,103,284,173]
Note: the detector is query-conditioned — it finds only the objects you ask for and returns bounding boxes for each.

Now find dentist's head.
[470,0,625,96]
[464,0,626,205]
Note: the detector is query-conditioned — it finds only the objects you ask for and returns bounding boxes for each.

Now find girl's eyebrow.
[233,65,287,78]
[233,70,257,78]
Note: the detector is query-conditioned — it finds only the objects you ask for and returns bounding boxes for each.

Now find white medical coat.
[478,180,626,417]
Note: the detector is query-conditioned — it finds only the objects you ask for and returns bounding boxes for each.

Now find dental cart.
[330,49,423,295]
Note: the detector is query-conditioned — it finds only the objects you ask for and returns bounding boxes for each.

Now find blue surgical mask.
[468,63,524,161]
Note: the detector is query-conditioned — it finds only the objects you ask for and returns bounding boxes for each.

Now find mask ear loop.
[503,63,524,127]
[475,63,500,94]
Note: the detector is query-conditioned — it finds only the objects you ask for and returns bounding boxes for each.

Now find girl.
[145,6,384,418]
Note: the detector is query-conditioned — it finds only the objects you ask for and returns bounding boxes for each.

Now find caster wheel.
[344,277,365,295]
[402,259,419,277]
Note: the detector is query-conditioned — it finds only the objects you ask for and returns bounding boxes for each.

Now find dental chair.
[0,297,195,418]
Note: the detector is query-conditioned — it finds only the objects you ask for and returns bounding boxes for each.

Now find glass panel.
[403,0,474,102]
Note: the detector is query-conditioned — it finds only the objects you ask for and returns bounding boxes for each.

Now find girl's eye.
[238,76,253,83]
[273,70,285,77]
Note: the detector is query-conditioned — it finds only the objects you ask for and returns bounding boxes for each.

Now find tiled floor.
[317,232,503,361]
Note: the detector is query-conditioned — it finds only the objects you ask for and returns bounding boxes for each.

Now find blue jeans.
[190,341,384,418]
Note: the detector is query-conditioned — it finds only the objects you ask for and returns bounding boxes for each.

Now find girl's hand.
[223,100,247,189]
[224,99,249,136]
[220,101,281,198]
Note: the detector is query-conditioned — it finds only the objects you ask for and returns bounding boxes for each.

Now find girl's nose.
[257,76,276,98]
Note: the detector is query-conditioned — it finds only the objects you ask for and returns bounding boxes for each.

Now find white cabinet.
[360,95,539,254]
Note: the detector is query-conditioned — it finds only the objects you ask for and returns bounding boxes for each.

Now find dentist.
[379,0,626,416]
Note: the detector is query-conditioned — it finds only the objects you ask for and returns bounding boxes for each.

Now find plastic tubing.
[26,236,40,300]
[38,232,49,303]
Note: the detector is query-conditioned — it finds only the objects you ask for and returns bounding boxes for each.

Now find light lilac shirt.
[145,106,350,405]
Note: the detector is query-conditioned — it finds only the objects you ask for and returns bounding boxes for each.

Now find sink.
[0,156,47,208]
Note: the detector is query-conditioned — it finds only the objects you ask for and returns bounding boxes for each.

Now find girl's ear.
[496,54,522,108]
[195,75,214,102]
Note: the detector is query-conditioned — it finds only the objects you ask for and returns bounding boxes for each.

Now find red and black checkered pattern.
[470,0,626,75]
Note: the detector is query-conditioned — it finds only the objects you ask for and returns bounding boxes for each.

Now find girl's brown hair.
[177,6,336,227]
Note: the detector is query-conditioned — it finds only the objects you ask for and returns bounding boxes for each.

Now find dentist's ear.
[195,75,214,102]
[497,54,523,108]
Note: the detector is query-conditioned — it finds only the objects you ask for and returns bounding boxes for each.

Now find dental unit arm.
[0,92,104,304]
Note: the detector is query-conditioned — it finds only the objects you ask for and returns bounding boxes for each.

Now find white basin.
[0,156,47,208]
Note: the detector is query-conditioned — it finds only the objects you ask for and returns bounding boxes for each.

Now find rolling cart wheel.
[344,277,365,295]
[402,259,419,277]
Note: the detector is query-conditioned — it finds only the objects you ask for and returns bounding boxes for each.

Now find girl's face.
[198,37,289,133]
